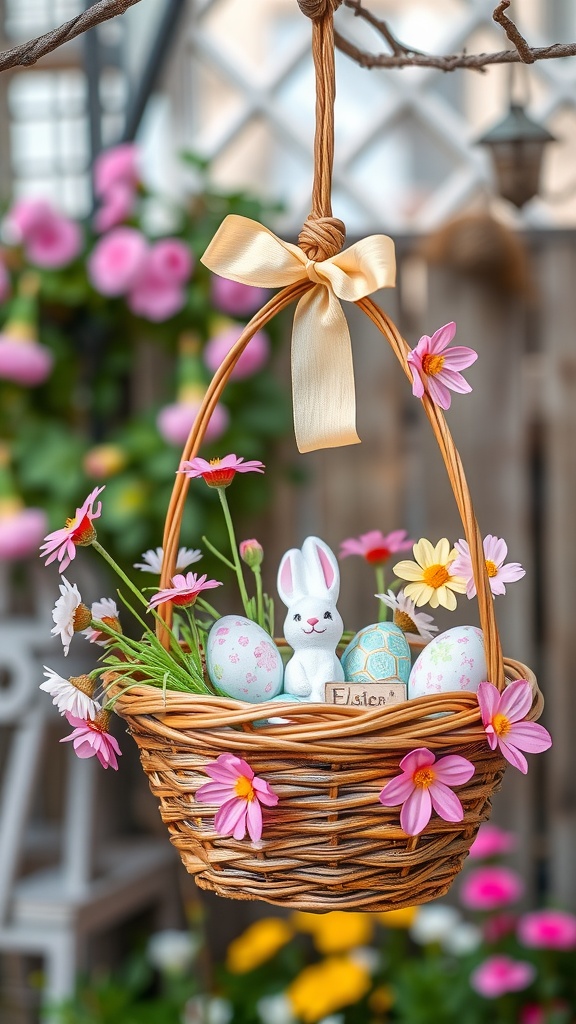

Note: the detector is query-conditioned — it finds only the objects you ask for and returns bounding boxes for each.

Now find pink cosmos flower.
[157,399,229,447]
[93,181,136,233]
[195,752,278,842]
[40,486,104,573]
[477,679,552,774]
[0,336,53,386]
[460,865,523,911]
[179,454,265,488]
[470,955,536,999]
[0,505,47,560]
[407,322,477,411]
[6,198,82,268]
[203,325,270,380]
[148,571,222,610]
[468,822,516,859]
[60,710,121,769]
[93,143,140,197]
[517,909,576,951]
[378,747,475,836]
[451,534,525,599]
[210,274,269,317]
[339,529,414,565]
[148,239,194,285]
[88,227,148,296]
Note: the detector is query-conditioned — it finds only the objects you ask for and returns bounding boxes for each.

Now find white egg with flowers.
[206,615,283,703]
[409,625,487,698]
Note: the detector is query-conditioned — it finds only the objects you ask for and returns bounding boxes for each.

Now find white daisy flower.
[40,666,100,720]
[133,546,202,574]
[376,588,439,643]
[82,597,120,645]
[51,577,91,655]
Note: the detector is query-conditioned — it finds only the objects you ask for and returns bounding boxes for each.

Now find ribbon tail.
[292,287,361,454]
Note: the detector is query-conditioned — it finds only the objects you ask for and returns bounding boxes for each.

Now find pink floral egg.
[206,615,283,703]
[409,625,486,698]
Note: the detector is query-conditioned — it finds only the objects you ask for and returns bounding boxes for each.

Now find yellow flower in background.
[291,911,323,934]
[374,906,418,929]
[311,911,373,954]
[393,538,466,611]
[226,917,294,974]
[288,956,371,1022]
[369,984,395,1014]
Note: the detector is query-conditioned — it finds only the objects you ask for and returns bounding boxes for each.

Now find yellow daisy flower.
[393,538,466,611]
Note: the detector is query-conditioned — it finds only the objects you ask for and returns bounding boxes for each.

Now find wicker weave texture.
[112,657,539,911]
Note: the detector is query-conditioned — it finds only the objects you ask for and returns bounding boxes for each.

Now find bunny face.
[277,536,344,655]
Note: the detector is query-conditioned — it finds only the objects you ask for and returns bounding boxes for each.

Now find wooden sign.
[325,680,407,708]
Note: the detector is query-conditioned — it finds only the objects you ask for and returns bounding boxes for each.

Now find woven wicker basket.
[110,1,544,911]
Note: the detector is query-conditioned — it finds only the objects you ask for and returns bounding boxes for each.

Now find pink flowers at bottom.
[470,955,535,999]
[468,821,516,859]
[517,909,576,950]
[195,752,279,842]
[477,679,552,774]
[378,747,475,836]
[179,454,265,488]
[40,485,104,572]
[460,865,523,911]
[60,710,121,769]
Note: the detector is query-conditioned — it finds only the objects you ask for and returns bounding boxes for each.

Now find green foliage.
[1,155,291,568]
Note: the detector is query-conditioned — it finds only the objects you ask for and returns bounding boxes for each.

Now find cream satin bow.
[201,214,396,453]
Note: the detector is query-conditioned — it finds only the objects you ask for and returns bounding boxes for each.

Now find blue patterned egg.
[341,622,411,684]
[206,615,284,703]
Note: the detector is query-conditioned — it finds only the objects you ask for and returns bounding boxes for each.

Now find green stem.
[196,596,221,621]
[201,534,235,570]
[217,487,252,619]
[375,565,387,622]
[92,540,149,611]
[254,566,264,629]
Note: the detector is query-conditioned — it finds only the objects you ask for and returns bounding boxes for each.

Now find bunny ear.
[301,536,340,601]
[277,547,307,606]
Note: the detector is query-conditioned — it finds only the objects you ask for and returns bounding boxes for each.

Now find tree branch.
[337,0,576,72]
[0,0,142,74]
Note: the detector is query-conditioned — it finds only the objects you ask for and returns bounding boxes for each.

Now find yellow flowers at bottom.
[292,910,373,954]
[226,917,294,974]
[374,906,418,929]
[288,955,371,1023]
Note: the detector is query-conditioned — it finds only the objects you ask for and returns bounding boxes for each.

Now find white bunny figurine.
[277,536,345,702]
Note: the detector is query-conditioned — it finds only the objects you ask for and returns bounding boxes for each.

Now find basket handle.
[157,0,505,693]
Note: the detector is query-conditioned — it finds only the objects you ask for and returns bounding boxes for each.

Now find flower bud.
[239,538,263,569]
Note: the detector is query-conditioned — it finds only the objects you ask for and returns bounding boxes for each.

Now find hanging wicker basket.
[109,0,544,911]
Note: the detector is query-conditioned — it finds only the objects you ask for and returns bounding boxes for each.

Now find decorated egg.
[409,625,486,698]
[206,615,284,703]
[341,622,411,684]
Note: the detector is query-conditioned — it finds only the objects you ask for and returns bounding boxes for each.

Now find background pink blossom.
[468,822,517,859]
[0,506,47,560]
[471,955,536,999]
[0,337,53,386]
[204,325,270,380]
[460,865,524,910]
[157,400,229,446]
[93,181,136,233]
[94,143,140,197]
[7,198,82,269]
[88,227,148,296]
[517,909,576,950]
[210,274,269,317]
[148,239,194,285]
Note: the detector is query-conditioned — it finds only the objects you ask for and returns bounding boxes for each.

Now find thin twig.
[337,0,576,72]
[0,0,142,74]
[493,0,535,64]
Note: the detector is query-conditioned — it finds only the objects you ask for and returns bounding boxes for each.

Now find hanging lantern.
[477,103,556,208]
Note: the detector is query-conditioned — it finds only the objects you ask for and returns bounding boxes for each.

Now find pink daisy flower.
[147,571,222,611]
[39,486,104,573]
[460,865,523,911]
[518,909,576,951]
[477,679,552,774]
[470,955,535,999]
[179,454,265,489]
[451,534,525,599]
[378,747,475,836]
[407,322,477,411]
[339,529,414,566]
[60,709,121,769]
[195,752,278,842]
[468,821,516,859]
